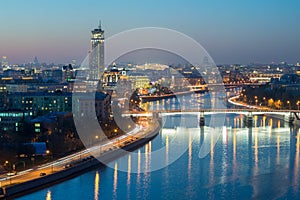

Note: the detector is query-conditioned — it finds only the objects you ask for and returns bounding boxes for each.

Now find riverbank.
[1,121,161,199]
[227,95,271,110]
[228,95,300,125]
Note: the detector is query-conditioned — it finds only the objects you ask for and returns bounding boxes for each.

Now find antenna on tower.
[99,20,102,30]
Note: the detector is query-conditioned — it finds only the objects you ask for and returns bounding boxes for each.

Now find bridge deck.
[125,108,298,113]
[121,109,299,117]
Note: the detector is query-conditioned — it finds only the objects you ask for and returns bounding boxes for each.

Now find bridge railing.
[122,108,299,114]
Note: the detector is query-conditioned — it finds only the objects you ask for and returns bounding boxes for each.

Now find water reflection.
[18,114,300,200]
[127,155,131,200]
[113,163,118,200]
[94,172,99,200]
[143,142,151,197]
[209,132,214,187]
[277,133,280,165]
[254,129,258,164]
[46,190,51,200]
[127,155,131,186]
[137,149,141,185]
[188,131,192,182]
[294,133,300,190]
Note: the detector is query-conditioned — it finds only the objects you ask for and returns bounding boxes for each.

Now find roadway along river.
[17,91,300,200]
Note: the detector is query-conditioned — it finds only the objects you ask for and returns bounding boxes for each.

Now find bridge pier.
[152,112,159,120]
[281,112,295,126]
[199,111,205,127]
[152,112,162,126]
[244,112,253,127]
[292,112,300,126]
[288,112,295,125]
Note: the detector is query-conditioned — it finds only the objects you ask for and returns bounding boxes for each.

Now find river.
[17,91,300,200]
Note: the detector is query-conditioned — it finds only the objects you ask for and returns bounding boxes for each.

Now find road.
[0,123,158,188]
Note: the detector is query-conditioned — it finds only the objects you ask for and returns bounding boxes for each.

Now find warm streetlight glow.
[46,150,50,155]
[287,100,291,109]
[95,135,99,139]
[114,129,118,133]
[267,98,277,108]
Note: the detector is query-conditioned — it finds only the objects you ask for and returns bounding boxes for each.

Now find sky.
[1,0,300,65]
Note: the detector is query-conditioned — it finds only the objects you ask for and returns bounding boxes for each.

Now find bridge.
[121,108,300,125]
[122,108,299,116]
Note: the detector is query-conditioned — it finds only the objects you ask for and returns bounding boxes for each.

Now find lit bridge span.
[122,108,300,120]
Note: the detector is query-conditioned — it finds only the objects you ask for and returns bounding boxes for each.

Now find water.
[17,92,300,200]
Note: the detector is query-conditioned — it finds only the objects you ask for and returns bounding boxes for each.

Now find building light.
[34,123,40,127]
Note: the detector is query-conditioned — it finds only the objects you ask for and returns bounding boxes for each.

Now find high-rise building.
[33,56,39,65]
[90,21,104,80]
[71,59,77,67]
[1,56,8,68]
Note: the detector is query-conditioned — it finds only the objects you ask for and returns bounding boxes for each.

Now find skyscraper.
[1,56,8,68]
[33,56,39,65]
[90,21,104,80]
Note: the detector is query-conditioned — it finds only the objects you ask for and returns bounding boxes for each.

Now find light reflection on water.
[17,114,300,200]
[16,91,300,200]
[45,190,51,200]
[94,172,99,200]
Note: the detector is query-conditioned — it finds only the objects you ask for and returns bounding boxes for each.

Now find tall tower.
[1,56,8,67]
[1,56,8,71]
[90,21,104,80]
[33,56,39,65]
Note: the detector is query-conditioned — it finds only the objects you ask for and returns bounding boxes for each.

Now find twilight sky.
[1,0,300,65]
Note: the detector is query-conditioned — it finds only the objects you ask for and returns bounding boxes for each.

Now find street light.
[4,161,12,185]
[4,160,13,172]
[46,150,53,173]
[4,161,9,168]
[263,97,266,106]
[287,100,291,110]
[297,101,300,110]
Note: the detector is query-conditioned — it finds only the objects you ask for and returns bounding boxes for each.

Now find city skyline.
[1,0,300,65]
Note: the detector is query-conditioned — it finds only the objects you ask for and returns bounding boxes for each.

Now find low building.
[6,92,72,117]
[30,112,74,135]
[128,75,150,89]
[72,92,110,123]
[21,142,47,156]
[0,110,30,133]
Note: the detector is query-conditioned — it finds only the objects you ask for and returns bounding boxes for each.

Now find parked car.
[40,172,46,176]
[64,164,72,168]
